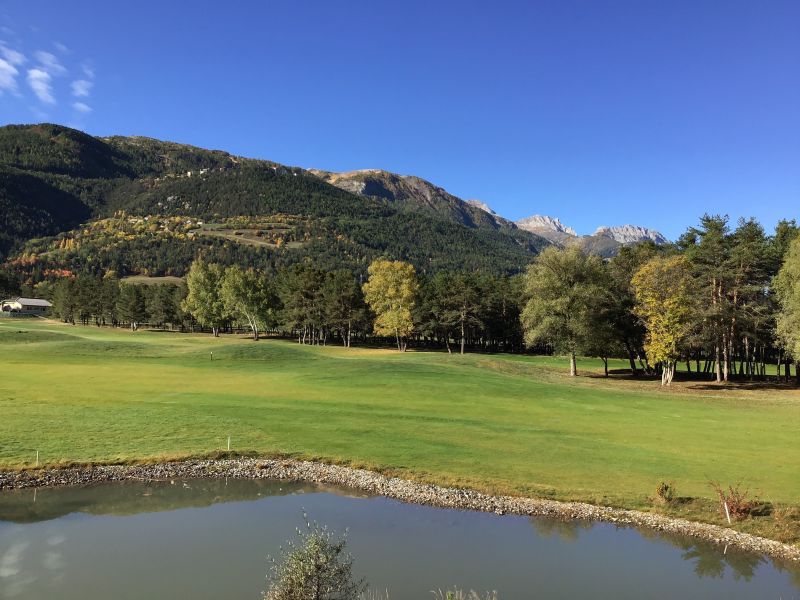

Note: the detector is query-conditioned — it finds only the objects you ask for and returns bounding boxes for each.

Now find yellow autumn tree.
[362,259,419,351]
[631,255,693,386]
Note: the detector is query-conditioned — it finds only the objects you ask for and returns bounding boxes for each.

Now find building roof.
[13,297,53,307]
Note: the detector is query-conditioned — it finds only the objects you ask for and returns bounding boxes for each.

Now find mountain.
[465,199,496,216]
[514,214,668,258]
[593,225,669,245]
[308,170,670,259]
[516,215,577,236]
[515,215,579,247]
[308,168,519,232]
[0,123,669,282]
[0,124,549,277]
[307,167,549,260]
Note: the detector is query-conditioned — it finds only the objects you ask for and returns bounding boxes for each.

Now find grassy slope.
[1,320,798,529]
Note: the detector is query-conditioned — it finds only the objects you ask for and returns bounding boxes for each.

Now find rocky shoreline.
[1,457,798,563]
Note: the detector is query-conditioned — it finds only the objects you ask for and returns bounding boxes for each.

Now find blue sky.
[1,1,798,240]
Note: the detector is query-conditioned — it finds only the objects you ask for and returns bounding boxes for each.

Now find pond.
[0,478,798,599]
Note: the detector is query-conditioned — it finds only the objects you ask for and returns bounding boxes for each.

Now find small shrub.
[772,506,800,543]
[709,482,760,521]
[654,481,675,505]
[265,518,366,600]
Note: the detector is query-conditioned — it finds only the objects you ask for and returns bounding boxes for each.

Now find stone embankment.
[1,458,798,563]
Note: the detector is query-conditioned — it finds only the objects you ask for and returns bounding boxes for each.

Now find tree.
[770,219,800,271]
[172,283,192,331]
[424,272,484,354]
[362,259,419,351]
[481,274,525,353]
[607,243,661,374]
[417,272,458,353]
[100,277,120,325]
[521,246,610,376]
[321,270,366,348]
[220,265,276,340]
[727,219,771,380]
[679,215,732,381]
[632,255,694,386]
[116,283,146,330]
[182,258,228,336]
[51,277,78,324]
[75,275,101,325]
[582,311,624,378]
[677,215,782,382]
[775,236,800,383]
[145,283,179,329]
[278,265,326,344]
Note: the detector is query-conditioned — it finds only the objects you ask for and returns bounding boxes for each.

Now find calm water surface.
[0,479,798,599]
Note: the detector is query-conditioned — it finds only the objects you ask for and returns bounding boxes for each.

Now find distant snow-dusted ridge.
[593,224,669,245]
[514,215,668,244]
[511,214,669,256]
[516,215,577,236]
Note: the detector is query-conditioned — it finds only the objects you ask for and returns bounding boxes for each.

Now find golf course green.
[1,318,798,540]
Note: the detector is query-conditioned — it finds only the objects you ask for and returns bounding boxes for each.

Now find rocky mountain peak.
[465,199,496,216]
[593,225,668,245]
[515,215,577,236]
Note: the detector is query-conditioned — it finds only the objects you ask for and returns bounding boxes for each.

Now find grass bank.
[1,320,798,544]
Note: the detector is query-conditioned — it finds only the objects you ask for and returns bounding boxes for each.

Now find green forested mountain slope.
[310,168,512,230]
[0,123,549,276]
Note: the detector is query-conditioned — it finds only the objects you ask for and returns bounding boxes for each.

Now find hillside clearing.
[121,275,185,285]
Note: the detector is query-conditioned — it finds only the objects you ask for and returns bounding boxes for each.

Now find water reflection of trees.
[528,515,594,542]
[0,479,321,524]
[790,567,800,589]
[633,526,765,581]
[527,517,799,585]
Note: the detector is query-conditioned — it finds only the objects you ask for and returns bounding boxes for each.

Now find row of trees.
[181,258,525,353]
[41,259,526,354]
[520,216,800,385]
[35,214,800,386]
[49,276,188,331]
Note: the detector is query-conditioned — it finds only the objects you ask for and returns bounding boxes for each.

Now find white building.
[0,297,52,315]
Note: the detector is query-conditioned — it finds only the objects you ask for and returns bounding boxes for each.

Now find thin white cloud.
[27,67,54,103]
[0,42,25,65]
[0,57,18,94]
[34,50,66,75]
[0,40,96,115]
[0,541,29,578]
[71,78,92,97]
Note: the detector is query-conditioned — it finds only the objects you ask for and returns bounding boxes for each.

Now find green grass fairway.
[1,320,799,534]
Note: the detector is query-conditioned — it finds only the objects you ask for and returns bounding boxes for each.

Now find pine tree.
[116,284,146,330]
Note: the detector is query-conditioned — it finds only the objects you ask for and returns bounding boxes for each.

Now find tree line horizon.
[3,214,799,386]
